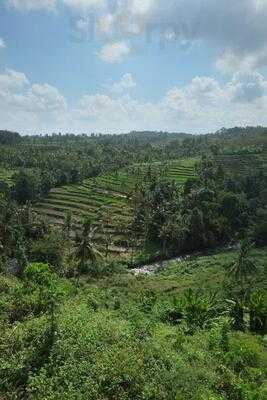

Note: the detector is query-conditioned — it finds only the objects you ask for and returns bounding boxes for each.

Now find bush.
[7,263,71,321]
[0,315,50,395]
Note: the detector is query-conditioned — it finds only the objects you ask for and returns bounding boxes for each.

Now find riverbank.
[131,244,238,275]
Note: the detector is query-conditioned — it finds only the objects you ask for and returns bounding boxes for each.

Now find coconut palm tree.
[73,217,102,287]
[226,240,258,331]
[228,239,257,284]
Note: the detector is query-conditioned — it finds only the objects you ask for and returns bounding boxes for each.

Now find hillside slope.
[35,159,197,257]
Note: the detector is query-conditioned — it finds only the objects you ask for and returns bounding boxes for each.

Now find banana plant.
[249,290,267,334]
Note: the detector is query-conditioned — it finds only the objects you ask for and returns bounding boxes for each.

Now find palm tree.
[73,217,102,287]
[227,240,257,331]
[228,239,257,284]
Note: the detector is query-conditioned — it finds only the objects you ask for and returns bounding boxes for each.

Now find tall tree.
[227,240,257,331]
[74,218,102,287]
[228,240,257,284]
[12,170,38,205]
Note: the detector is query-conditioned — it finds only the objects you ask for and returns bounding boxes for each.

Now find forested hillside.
[0,127,266,400]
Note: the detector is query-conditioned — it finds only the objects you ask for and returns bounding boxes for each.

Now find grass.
[93,247,267,301]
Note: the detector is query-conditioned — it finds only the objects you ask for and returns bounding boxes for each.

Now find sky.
[1,0,267,134]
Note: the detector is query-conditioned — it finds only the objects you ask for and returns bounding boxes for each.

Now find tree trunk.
[232,303,245,331]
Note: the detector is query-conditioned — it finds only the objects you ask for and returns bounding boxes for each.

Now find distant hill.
[1,126,267,151]
[214,126,267,136]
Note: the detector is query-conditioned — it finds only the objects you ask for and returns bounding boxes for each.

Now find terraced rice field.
[215,152,267,176]
[132,158,197,183]
[0,169,14,186]
[35,158,197,259]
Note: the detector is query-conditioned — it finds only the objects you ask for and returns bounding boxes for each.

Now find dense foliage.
[1,127,266,205]
[0,249,266,399]
[0,127,266,399]
[131,157,267,260]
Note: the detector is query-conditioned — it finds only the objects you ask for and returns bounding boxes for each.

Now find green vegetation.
[0,168,14,186]
[0,127,266,400]
[34,158,196,258]
[215,153,267,176]
[0,248,266,399]
[130,156,266,265]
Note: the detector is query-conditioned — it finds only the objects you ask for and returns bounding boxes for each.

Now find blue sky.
[0,0,267,134]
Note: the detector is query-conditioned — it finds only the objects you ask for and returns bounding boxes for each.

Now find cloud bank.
[1,68,267,133]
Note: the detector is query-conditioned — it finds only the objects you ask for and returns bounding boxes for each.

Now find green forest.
[0,127,266,400]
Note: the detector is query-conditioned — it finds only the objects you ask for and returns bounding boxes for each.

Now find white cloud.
[7,0,105,12]
[162,72,267,131]
[2,69,267,134]
[0,69,29,90]
[104,73,136,93]
[216,48,267,74]
[228,71,267,103]
[0,38,6,49]
[97,41,131,63]
[62,0,105,12]
[27,83,67,114]
[93,0,267,72]
[97,13,114,36]
[72,71,267,134]
[7,0,57,11]
[130,0,154,15]
[76,93,126,118]
[73,92,163,133]
[0,69,67,132]
[186,76,224,102]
